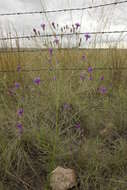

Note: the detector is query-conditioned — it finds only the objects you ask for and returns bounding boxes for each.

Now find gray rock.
[50,166,77,190]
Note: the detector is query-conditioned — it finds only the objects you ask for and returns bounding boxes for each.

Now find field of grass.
[0,47,127,190]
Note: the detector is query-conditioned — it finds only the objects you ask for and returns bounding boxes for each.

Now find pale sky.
[0,0,127,48]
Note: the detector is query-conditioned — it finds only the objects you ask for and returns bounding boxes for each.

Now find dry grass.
[0,45,127,190]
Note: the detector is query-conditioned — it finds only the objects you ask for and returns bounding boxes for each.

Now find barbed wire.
[0,67,127,73]
[0,30,127,41]
[0,0,127,16]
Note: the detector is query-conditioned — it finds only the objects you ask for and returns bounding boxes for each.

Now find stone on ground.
[50,166,77,190]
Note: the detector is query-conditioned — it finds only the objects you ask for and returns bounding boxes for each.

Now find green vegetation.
[0,47,127,190]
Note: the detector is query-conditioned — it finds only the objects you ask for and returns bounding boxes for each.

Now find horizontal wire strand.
[0,30,127,41]
[0,0,126,16]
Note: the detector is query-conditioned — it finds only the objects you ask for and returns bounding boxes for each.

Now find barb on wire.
[0,30,127,41]
[0,0,127,16]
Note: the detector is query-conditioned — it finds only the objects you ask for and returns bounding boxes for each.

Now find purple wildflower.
[99,86,107,95]
[54,38,59,44]
[41,23,46,31]
[82,55,86,60]
[88,66,93,73]
[84,33,91,41]
[17,65,21,72]
[75,123,80,129]
[100,76,104,81]
[89,74,93,80]
[14,82,20,89]
[49,48,53,56]
[17,108,24,117]
[75,22,80,29]
[34,77,41,85]
[17,123,23,134]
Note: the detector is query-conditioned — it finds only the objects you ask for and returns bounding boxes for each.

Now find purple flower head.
[99,86,107,95]
[17,108,24,117]
[49,48,53,56]
[100,76,104,81]
[84,33,91,41]
[41,23,46,31]
[33,28,37,35]
[17,65,21,72]
[34,77,41,85]
[75,123,80,129]
[14,82,20,89]
[89,74,93,80]
[75,22,80,29]
[88,66,93,73]
[17,123,23,134]
[82,55,86,61]
[54,38,59,44]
